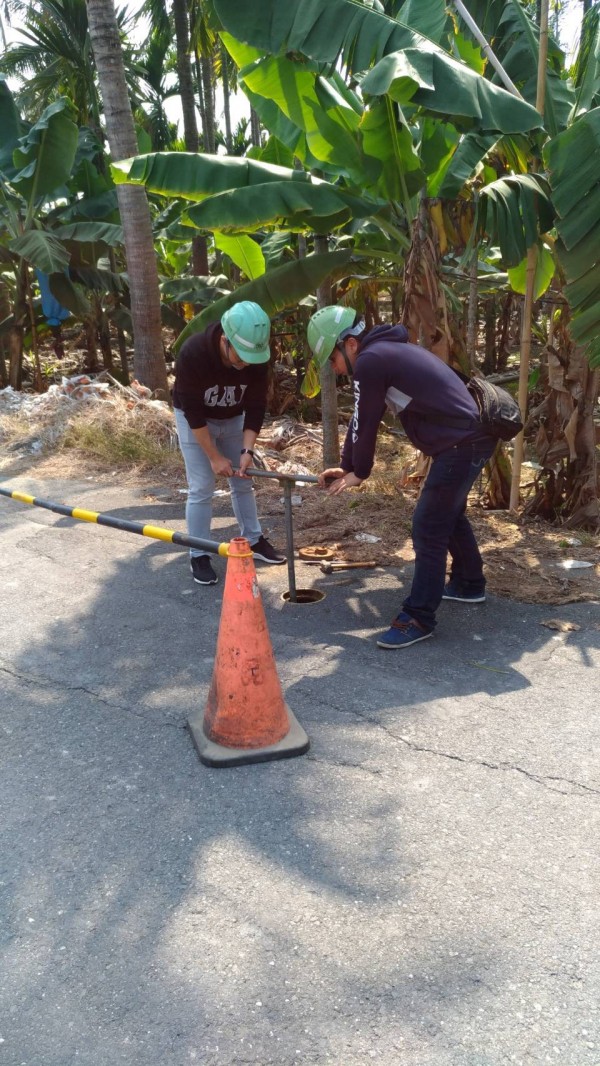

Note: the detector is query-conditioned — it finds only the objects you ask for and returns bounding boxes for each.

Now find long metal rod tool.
[242,467,320,603]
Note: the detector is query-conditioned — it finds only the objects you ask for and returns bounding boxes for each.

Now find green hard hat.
[307,305,357,368]
[221,301,271,363]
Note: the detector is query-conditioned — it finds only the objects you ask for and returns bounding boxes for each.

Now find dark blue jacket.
[341,325,488,479]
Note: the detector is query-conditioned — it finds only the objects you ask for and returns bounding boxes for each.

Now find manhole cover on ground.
[298,546,335,561]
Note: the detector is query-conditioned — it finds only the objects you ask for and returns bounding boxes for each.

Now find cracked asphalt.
[1,475,599,1066]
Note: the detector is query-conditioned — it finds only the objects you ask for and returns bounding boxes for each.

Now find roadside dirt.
[2,396,598,607]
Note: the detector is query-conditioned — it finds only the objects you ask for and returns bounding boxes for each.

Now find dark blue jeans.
[402,438,497,631]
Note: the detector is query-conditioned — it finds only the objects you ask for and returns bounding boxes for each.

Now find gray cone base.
[187,705,310,768]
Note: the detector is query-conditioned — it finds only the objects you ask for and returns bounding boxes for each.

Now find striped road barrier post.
[0,485,228,557]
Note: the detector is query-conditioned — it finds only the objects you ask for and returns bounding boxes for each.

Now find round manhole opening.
[281,588,326,605]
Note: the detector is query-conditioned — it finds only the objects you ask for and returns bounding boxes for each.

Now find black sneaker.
[442,581,485,603]
[190,555,218,585]
[250,535,286,565]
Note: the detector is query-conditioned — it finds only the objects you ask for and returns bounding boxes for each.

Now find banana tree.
[111,150,393,337]
[113,0,540,337]
[209,0,598,524]
[454,2,600,526]
[0,90,80,386]
[0,81,146,387]
[212,1,541,358]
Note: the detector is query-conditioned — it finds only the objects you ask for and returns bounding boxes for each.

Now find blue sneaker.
[442,581,485,603]
[376,612,432,650]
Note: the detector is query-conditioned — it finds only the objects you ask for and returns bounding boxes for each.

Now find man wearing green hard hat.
[307,303,496,649]
[173,300,286,585]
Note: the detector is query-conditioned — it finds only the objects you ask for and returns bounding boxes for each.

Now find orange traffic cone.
[187,538,310,767]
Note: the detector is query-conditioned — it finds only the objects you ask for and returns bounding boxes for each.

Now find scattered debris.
[2,384,599,607]
[541,618,581,632]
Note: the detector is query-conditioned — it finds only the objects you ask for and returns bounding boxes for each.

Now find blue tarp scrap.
[35,270,71,326]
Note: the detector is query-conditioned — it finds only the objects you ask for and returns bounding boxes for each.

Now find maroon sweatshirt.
[173,322,268,433]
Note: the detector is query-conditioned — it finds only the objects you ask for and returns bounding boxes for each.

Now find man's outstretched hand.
[318,468,363,495]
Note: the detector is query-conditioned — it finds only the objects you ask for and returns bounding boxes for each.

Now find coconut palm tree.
[86,0,168,397]
[0,0,141,130]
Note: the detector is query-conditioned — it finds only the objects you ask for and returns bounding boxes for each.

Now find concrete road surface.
[1,475,599,1066]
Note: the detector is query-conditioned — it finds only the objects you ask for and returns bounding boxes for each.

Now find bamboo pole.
[451,0,522,97]
[509,0,549,512]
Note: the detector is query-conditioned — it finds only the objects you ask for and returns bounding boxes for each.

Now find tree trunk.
[83,314,100,373]
[221,46,233,154]
[0,277,10,386]
[86,0,168,399]
[95,295,113,370]
[199,53,216,154]
[314,234,339,467]
[524,312,600,529]
[466,245,478,366]
[250,107,261,149]
[402,196,451,360]
[482,298,497,375]
[173,2,208,293]
[172,0,199,152]
[8,262,27,389]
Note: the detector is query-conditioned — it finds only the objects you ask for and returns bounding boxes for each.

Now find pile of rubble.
[0,373,173,455]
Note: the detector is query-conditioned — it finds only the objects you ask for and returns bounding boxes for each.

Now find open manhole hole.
[281,588,326,605]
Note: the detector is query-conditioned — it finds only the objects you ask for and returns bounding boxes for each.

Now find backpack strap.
[417,410,477,431]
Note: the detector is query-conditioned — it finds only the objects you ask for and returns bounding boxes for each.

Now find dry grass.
[0,390,184,481]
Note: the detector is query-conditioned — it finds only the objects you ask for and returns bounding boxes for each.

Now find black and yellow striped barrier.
[0,485,229,557]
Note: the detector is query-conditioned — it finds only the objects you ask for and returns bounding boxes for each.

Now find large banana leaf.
[173,249,357,352]
[571,5,600,115]
[495,2,574,137]
[455,0,574,138]
[214,232,265,279]
[545,108,600,366]
[9,230,71,274]
[243,86,335,175]
[476,174,554,267]
[52,222,124,245]
[223,35,425,201]
[160,276,231,305]
[362,47,539,133]
[113,150,389,239]
[11,99,78,202]
[507,243,555,300]
[397,0,448,44]
[184,181,382,234]
[213,0,541,135]
[112,152,313,202]
[359,99,425,201]
[0,77,22,166]
[435,131,498,198]
[236,54,363,174]
[223,35,366,183]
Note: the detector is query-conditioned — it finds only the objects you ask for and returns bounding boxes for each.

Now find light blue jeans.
[174,408,262,558]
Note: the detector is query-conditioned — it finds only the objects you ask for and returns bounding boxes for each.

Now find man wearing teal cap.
[173,301,286,585]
